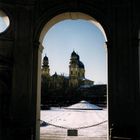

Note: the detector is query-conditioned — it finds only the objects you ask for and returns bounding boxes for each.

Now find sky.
[42,19,107,84]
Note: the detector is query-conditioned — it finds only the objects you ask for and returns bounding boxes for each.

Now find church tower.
[69,51,85,87]
[42,55,50,76]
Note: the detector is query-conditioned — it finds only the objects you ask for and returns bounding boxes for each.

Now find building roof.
[71,50,77,56]
[71,51,80,60]
[43,55,48,61]
[78,61,84,68]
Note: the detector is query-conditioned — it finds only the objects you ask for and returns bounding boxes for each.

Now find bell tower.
[42,55,50,76]
[69,51,85,87]
[69,51,79,87]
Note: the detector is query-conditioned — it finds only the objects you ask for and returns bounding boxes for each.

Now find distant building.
[41,51,94,89]
[42,55,50,76]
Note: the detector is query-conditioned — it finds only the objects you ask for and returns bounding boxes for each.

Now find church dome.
[42,54,49,68]
[71,51,80,60]
[71,51,77,57]
[78,61,84,68]
[43,55,48,61]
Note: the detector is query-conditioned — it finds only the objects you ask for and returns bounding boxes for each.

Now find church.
[41,50,94,89]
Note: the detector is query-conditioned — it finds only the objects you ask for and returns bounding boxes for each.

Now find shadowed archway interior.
[0,1,139,140]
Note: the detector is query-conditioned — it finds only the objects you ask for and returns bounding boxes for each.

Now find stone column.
[9,4,35,140]
[33,42,43,140]
[108,3,138,139]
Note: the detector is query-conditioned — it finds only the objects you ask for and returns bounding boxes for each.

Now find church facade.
[41,51,94,89]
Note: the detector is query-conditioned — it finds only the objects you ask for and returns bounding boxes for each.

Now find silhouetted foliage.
[41,75,107,107]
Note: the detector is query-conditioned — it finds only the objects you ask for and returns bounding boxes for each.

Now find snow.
[40,106,108,140]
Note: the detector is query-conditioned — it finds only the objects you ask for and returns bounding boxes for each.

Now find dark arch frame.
[34,4,112,44]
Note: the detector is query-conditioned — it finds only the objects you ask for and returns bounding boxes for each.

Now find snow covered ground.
[40,107,108,140]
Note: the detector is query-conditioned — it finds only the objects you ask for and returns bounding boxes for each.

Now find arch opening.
[37,12,108,140]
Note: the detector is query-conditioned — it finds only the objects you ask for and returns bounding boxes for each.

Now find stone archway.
[36,12,108,140]
[0,1,138,140]
[39,12,107,43]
